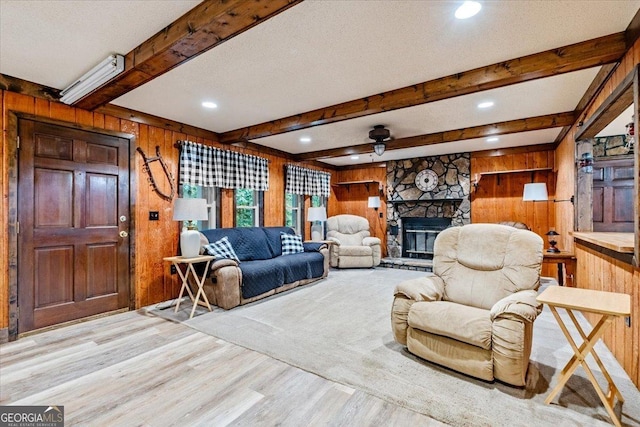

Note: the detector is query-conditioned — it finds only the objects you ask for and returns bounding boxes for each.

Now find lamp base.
[310,222,323,241]
[546,247,560,253]
[180,229,201,258]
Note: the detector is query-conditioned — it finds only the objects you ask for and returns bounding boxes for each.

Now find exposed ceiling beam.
[295,111,576,161]
[228,139,336,170]
[0,74,60,101]
[574,66,634,140]
[220,32,626,143]
[74,0,303,110]
[97,104,221,142]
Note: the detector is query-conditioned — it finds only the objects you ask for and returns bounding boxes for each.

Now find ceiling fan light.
[373,142,386,156]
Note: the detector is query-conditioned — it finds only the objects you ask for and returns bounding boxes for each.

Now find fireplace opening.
[401,217,451,259]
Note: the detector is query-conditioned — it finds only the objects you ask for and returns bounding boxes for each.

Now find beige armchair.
[326,214,381,268]
[391,223,543,386]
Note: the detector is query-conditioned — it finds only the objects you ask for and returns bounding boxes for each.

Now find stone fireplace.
[386,153,471,259]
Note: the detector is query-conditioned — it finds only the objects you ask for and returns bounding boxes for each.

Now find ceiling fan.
[369,125,392,156]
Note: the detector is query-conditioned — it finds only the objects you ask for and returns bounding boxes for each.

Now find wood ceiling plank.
[221,33,626,143]
[74,0,303,110]
[295,112,576,161]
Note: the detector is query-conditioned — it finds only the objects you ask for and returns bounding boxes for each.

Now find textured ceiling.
[1,0,639,165]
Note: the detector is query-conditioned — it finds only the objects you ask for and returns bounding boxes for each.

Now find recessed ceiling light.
[486,137,499,143]
[455,1,481,19]
[351,155,360,160]
[202,101,217,109]
[477,101,494,109]
[299,136,312,143]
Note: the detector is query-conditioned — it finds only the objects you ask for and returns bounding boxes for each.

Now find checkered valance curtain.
[179,140,269,190]
[285,164,331,197]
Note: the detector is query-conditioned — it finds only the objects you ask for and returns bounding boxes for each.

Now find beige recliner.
[391,223,543,386]
[326,214,381,268]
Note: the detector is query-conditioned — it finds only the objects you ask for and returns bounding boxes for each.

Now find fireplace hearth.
[401,217,451,259]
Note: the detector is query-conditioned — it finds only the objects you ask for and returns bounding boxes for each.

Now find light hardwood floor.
[0,310,444,426]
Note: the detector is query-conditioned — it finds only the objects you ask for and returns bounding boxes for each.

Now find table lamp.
[307,207,327,241]
[545,229,560,253]
[173,198,208,258]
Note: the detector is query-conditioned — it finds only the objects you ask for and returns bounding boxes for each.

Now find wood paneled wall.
[471,147,556,277]
[331,166,387,254]
[555,37,640,389]
[575,243,639,387]
[0,90,333,330]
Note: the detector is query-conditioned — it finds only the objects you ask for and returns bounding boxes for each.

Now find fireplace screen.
[402,217,451,259]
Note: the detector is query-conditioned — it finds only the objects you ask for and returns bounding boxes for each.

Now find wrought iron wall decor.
[137,145,175,201]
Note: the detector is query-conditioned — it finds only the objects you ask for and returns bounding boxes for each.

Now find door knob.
[119,231,128,238]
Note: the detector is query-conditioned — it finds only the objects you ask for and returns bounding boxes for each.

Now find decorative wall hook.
[137,146,175,201]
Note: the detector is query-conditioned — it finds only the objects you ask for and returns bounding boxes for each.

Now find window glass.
[182,184,218,230]
[236,188,259,227]
[311,195,327,208]
[285,192,303,234]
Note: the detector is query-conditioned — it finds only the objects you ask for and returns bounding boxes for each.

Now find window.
[285,193,304,234]
[182,184,219,230]
[235,188,263,227]
[311,195,327,208]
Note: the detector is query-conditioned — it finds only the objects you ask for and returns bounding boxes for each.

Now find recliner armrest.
[490,289,541,322]
[394,275,444,302]
[303,242,326,252]
[210,258,239,272]
[362,237,381,246]
[327,237,341,246]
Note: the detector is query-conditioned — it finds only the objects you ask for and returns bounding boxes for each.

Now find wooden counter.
[571,232,634,254]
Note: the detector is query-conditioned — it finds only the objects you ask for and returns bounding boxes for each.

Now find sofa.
[326,214,381,268]
[197,226,329,309]
[391,223,543,386]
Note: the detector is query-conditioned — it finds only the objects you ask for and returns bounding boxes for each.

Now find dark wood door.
[592,158,634,232]
[18,120,130,333]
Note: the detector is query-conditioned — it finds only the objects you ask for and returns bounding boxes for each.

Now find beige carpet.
[170,268,639,426]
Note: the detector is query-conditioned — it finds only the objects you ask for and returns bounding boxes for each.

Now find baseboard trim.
[0,327,8,344]
[17,308,129,339]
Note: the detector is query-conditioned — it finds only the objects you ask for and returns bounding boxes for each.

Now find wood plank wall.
[471,147,556,277]
[575,243,639,387]
[331,166,387,255]
[555,37,640,389]
[0,90,333,330]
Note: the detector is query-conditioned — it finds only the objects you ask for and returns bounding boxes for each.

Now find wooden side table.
[537,286,631,427]
[163,255,214,319]
[543,251,576,286]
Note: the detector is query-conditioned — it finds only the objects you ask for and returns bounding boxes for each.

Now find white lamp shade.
[368,196,381,208]
[523,183,549,201]
[307,207,327,222]
[173,198,208,221]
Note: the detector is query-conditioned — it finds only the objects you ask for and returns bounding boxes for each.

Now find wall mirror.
[574,65,638,265]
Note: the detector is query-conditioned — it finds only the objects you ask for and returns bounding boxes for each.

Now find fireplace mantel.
[388,198,463,204]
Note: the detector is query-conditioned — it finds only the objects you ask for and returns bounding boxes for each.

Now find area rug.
[179,269,640,426]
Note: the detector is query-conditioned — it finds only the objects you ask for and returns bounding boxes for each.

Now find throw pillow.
[203,236,240,262]
[280,233,304,255]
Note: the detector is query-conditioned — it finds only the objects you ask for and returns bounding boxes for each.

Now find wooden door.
[592,158,634,232]
[17,120,130,333]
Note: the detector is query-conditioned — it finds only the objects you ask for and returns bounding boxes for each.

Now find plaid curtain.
[285,164,331,196]
[179,140,269,190]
